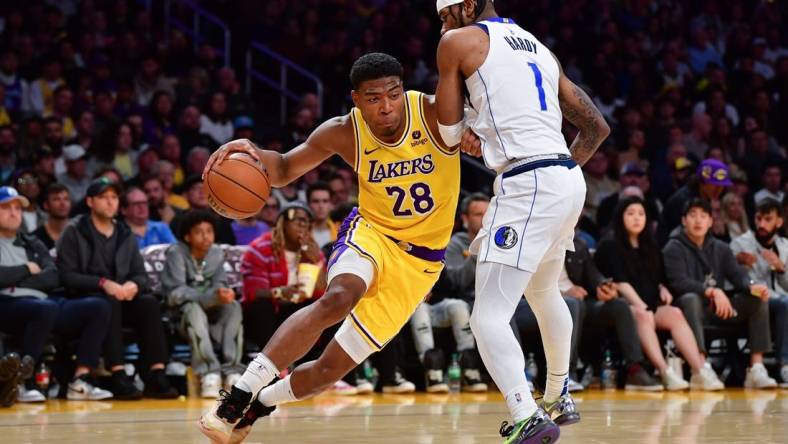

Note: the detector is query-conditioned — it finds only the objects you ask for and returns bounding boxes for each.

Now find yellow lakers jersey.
[350,91,460,250]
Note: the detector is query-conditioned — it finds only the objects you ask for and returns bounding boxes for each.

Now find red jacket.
[241,231,325,308]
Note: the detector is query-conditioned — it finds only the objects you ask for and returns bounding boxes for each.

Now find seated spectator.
[659,159,731,244]
[566,232,663,391]
[596,161,661,232]
[321,174,345,206]
[583,150,619,224]
[663,198,777,389]
[595,196,724,390]
[232,116,255,141]
[56,144,91,202]
[56,178,178,399]
[28,58,64,116]
[159,134,185,189]
[0,186,113,402]
[240,202,326,349]
[731,198,788,387]
[142,176,182,225]
[259,195,280,228]
[134,55,175,107]
[410,297,487,393]
[307,182,337,248]
[161,210,243,398]
[753,162,784,205]
[13,170,46,234]
[120,187,176,248]
[176,106,213,153]
[199,92,233,146]
[32,183,71,250]
[171,175,235,245]
[185,146,211,177]
[151,160,188,210]
[718,192,749,241]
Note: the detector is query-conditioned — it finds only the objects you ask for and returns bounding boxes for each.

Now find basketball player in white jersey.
[435,1,610,443]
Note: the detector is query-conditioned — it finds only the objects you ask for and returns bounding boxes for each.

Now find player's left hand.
[459,128,482,157]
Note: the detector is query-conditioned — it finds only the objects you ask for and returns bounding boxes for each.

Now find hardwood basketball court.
[1,390,785,443]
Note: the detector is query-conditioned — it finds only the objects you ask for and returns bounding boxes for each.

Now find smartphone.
[600,277,614,286]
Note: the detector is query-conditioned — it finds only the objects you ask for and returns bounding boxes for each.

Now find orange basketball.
[205,152,271,219]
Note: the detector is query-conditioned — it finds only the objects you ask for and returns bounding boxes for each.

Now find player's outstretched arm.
[203,117,350,187]
[555,56,611,166]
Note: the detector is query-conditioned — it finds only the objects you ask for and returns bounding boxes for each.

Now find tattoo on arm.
[560,84,609,166]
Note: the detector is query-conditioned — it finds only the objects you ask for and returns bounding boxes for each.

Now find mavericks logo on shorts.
[494,226,518,249]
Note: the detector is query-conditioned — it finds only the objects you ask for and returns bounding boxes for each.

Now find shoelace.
[464,369,482,381]
[499,421,515,437]
[216,389,244,422]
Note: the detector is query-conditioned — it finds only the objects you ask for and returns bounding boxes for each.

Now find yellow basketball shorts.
[327,207,445,363]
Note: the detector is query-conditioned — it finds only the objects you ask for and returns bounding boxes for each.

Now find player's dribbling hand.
[459,128,482,157]
[202,139,262,180]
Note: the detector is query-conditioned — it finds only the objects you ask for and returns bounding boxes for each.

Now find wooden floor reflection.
[1,389,786,443]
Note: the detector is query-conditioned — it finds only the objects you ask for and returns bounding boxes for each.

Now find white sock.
[236,353,279,394]
[258,375,298,407]
[506,385,539,423]
[544,372,568,404]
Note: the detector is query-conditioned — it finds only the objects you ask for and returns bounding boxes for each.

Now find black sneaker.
[542,394,581,426]
[423,349,449,393]
[144,369,179,399]
[624,363,663,392]
[0,353,21,407]
[111,370,143,400]
[499,409,560,444]
[229,398,277,442]
[459,350,488,392]
[198,387,253,443]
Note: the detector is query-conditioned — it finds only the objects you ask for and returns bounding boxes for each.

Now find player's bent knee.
[314,289,358,323]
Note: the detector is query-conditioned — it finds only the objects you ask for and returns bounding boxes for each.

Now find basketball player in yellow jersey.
[199,53,461,444]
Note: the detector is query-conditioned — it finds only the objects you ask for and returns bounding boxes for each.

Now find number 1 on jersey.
[527,62,548,111]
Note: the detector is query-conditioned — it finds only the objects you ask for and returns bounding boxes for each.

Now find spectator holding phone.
[240,201,327,349]
[663,198,777,389]
[595,196,723,390]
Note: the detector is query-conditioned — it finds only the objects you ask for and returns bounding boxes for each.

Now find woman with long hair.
[720,192,750,239]
[595,196,724,391]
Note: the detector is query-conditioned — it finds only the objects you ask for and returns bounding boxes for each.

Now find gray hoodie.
[161,242,228,309]
[662,228,750,297]
[730,231,788,296]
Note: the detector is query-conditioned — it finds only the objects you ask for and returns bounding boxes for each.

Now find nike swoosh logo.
[424,269,440,274]
[364,147,382,155]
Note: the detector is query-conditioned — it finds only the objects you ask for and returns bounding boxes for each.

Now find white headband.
[436,0,464,14]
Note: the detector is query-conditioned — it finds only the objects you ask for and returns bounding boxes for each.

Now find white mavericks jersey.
[465,17,569,172]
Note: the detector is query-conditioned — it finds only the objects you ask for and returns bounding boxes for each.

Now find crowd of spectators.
[1,0,787,405]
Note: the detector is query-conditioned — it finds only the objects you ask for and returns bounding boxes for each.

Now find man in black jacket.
[0,186,112,403]
[663,197,777,389]
[56,178,177,399]
[566,235,663,390]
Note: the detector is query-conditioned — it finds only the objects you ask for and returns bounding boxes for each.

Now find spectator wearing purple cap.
[659,158,731,244]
